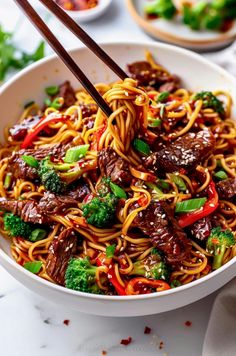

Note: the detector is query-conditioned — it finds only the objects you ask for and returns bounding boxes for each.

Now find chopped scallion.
[157,179,170,190]
[110,182,127,199]
[169,174,187,191]
[106,244,116,258]
[64,145,89,163]
[214,170,228,180]
[175,197,207,213]
[156,91,170,103]
[4,173,12,189]
[146,182,164,199]
[133,138,151,156]
[45,85,59,96]
[148,117,162,128]
[29,229,47,242]
[21,155,39,168]
[24,261,42,274]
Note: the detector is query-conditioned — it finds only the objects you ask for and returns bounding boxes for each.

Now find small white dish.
[126,0,236,51]
[61,0,113,23]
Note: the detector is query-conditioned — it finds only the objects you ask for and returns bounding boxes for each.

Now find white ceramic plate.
[126,0,236,50]
[56,0,112,23]
[0,41,236,316]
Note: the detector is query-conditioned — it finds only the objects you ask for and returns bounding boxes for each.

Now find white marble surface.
[0,0,236,355]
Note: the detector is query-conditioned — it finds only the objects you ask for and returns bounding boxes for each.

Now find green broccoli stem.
[213,245,226,270]
[130,262,146,277]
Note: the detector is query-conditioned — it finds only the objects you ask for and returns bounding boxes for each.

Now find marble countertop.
[0,1,235,355]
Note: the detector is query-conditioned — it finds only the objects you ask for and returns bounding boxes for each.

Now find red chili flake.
[159,341,164,349]
[120,336,132,346]
[63,319,70,326]
[101,351,107,356]
[185,320,192,327]
[144,326,151,334]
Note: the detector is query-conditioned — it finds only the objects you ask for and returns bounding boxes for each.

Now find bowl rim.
[1,39,236,301]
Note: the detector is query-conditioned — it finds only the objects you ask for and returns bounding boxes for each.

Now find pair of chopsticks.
[14,0,128,117]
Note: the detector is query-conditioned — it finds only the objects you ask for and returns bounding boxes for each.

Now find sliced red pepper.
[21,113,70,149]
[96,253,126,296]
[125,277,171,295]
[178,181,219,228]
[91,124,106,151]
[138,194,149,207]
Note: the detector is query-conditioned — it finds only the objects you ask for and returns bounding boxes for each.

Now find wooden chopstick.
[39,0,127,81]
[14,0,113,117]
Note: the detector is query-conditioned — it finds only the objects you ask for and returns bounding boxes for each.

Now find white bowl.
[61,0,113,23]
[0,41,236,317]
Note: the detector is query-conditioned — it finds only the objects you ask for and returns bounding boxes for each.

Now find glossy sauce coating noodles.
[0,52,235,295]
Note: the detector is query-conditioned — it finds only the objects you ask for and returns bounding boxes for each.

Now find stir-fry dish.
[55,0,98,11]
[144,0,236,32]
[0,52,236,296]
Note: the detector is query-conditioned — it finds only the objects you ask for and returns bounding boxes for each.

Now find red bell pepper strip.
[21,113,70,149]
[125,277,171,295]
[178,181,219,228]
[96,253,126,296]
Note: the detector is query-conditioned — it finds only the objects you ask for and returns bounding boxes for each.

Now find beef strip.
[0,198,48,224]
[66,181,90,201]
[133,201,191,264]
[98,147,133,186]
[17,143,68,160]
[51,81,76,108]
[45,228,77,285]
[127,61,180,92]
[80,103,98,118]
[0,191,79,224]
[143,130,215,174]
[189,217,212,241]
[38,191,79,214]
[9,115,42,141]
[8,143,69,181]
[216,178,236,199]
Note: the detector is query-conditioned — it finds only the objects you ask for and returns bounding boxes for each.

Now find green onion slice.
[148,117,162,128]
[214,170,228,180]
[110,182,127,199]
[146,182,164,199]
[106,244,116,258]
[29,229,47,242]
[133,138,151,156]
[157,179,170,190]
[156,91,170,103]
[24,261,42,274]
[169,174,187,191]
[4,173,12,189]
[171,280,181,288]
[21,155,39,168]
[45,85,59,96]
[175,197,207,213]
[64,145,89,163]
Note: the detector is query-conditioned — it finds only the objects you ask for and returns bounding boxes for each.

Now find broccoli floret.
[65,257,101,294]
[82,193,117,228]
[4,213,33,238]
[183,2,207,30]
[206,227,236,269]
[144,0,176,19]
[130,258,170,281]
[39,157,66,194]
[193,91,225,115]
